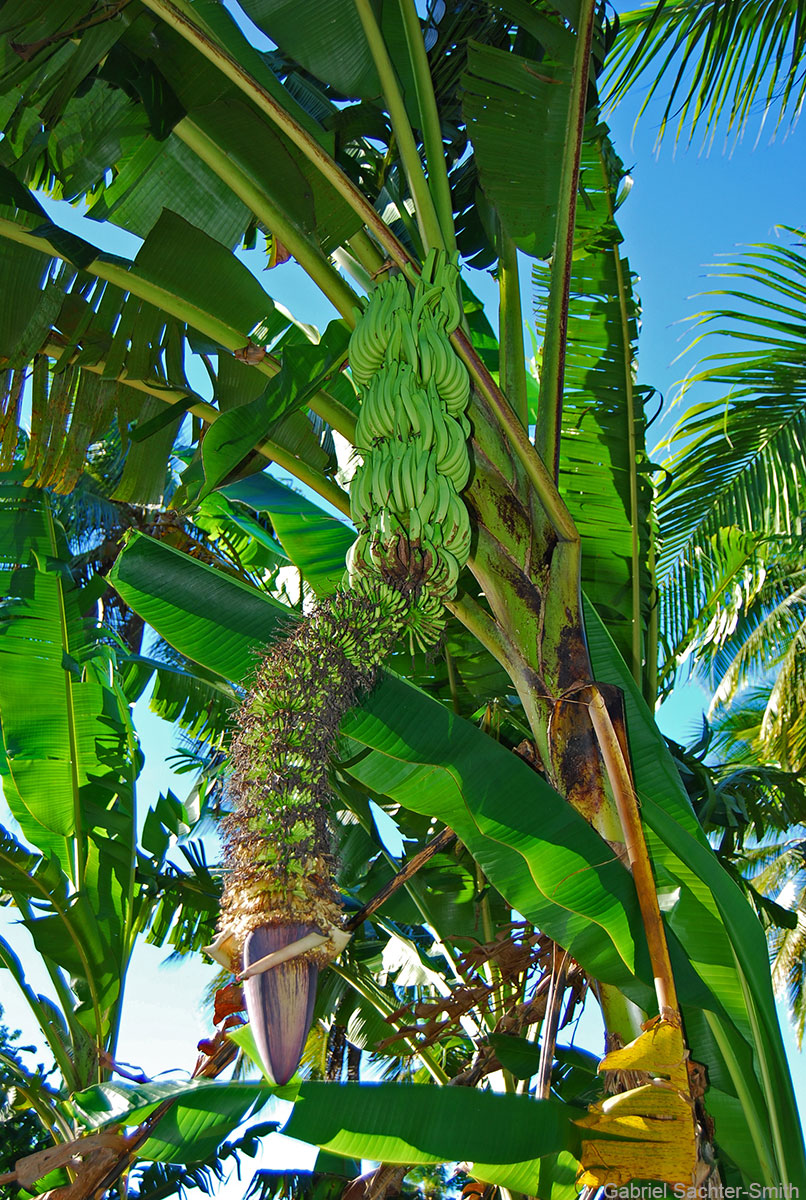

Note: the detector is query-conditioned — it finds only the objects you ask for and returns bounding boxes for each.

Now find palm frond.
[747,840,806,894]
[604,0,806,148]
[657,230,806,687]
[771,901,806,1048]
[707,577,806,714]
[657,525,767,694]
[668,725,806,848]
[757,617,806,771]
[138,841,222,957]
[709,686,770,759]
[706,560,806,686]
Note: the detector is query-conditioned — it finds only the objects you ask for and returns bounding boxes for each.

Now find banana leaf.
[71,1075,580,1193]
[533,123,653,683]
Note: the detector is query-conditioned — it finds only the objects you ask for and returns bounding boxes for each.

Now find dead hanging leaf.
[213,982,245,1025]
[266,234,292,268]
[576,1018,698,1190]
[0,1130,132,1196]
[234,341,267,364]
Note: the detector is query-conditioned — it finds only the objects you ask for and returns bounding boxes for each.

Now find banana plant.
[0,1,803,1197]
[0,474,232,1193]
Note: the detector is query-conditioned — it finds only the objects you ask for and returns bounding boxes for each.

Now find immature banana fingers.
[347,252,473,631]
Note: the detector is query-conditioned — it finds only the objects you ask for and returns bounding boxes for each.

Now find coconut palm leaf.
[657,230,806,674]
[771,900,806,1048]
[706,567,806,706]
[671,731,806,848]
[604,0,806,147]
[707,598,806,775]
[658,526,769,695]
[692,740,806,1049]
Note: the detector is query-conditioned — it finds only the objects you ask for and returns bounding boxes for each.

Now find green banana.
[442,493,472,559]
[348,251,473,616]
[417,325,434,384]
[398,368,423,438]
[416,381,436,451]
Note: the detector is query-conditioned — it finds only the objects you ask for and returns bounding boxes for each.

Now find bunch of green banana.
[347,250,473,642]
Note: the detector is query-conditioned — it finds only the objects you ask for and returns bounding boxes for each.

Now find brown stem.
[10,1,131,59]
[585,686,679,1020]
[535,949,568,1099]
[346,827,456,931]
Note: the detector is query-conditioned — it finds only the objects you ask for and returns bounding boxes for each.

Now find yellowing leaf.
[599,1016,690,1090]
[576,1019,697,1189]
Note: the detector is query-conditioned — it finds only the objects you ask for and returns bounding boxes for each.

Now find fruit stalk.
[212,251,474,1085]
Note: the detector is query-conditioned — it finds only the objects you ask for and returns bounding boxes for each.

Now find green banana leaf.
[0,825,119,1064]
[0,823,122,1035]
[72,1078,273,1163]
[462,39,571,259]
[284,1082,578,1196]
[108,531,289,682]
[0,173,339,497]
[71,1075,580,1193]
[233,0,418,122]
[200,318,350,498]
[109,528,653,999]
[533,123,654,683]
[223,474,355,595]
[0,483,140,1043]
[109,515,805,1184]
[0,475,52,590]
[339,671,652,998]
[0,1,358,253]
[193,491,291,578]
[0,543,136,876]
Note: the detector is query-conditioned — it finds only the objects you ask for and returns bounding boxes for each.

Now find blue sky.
[607,89,806,445]
[2,7,806,1194]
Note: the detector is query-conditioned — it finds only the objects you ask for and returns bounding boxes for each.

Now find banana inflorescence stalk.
[211,251,473,1084]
